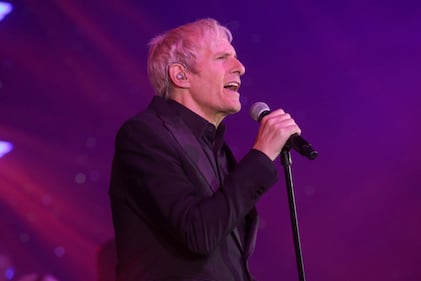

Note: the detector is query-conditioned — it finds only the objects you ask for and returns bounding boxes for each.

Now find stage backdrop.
[0,0,420,280]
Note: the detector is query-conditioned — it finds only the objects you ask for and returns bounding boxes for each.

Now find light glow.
[0,2,12,22]
[0,140,13,158]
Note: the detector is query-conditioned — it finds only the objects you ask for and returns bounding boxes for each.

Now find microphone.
[249,102,318,160]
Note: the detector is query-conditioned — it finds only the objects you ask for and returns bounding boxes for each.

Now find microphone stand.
[280,149,306,281]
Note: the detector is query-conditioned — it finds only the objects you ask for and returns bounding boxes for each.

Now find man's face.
[187,34,245,125]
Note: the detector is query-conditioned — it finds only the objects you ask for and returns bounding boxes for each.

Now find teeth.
[224,82,240,91]
[225,82,239,87]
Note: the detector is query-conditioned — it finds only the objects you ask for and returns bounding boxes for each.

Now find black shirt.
[168,99,230,188]
[168,99,247,244]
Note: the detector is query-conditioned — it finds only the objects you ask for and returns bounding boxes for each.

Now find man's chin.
[226,103,241,115]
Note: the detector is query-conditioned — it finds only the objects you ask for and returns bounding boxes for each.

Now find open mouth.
[224,81,240,92]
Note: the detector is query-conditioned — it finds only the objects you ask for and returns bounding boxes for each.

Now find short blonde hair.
[147,18,233,99]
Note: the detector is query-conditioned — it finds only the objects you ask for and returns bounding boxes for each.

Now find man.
[109,18,301,281]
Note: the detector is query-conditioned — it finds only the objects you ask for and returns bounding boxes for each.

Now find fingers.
[261,109,301,136]
[253,108,301,160]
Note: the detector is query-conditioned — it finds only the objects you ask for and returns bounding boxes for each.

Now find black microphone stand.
[280,149,306,281]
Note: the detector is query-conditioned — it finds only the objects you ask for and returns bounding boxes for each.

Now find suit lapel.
[160,115,219,193]
[153,97,250,255]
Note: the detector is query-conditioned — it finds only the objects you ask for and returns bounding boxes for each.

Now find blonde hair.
[147,18,233,99]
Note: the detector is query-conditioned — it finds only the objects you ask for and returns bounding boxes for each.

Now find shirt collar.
[167,99,226,147]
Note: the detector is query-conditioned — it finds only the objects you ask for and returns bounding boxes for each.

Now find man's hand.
[252,108,301,161]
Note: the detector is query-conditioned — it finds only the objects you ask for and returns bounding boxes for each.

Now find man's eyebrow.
[216,51,238,57]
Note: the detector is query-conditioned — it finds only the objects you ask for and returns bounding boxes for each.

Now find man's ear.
[168,63,190,89]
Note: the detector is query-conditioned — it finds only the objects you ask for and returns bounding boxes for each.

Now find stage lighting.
[0,1,12,22]
[0,140,13,158]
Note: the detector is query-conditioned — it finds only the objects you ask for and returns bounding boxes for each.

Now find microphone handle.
[286,134,318,160]
[258,109,317,160]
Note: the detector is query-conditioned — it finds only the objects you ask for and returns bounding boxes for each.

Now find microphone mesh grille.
[249,102,270,121]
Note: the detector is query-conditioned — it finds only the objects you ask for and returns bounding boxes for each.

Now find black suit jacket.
[109,96,278,281]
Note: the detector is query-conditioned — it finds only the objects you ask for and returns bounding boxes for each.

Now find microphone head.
[249,102,270,121]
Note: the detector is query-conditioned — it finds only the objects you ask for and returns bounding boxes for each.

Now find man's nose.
[233,57,246,76]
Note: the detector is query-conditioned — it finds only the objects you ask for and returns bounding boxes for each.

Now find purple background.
[1,0,420,280]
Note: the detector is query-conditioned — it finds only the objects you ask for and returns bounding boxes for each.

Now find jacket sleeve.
[109,117,278,256]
